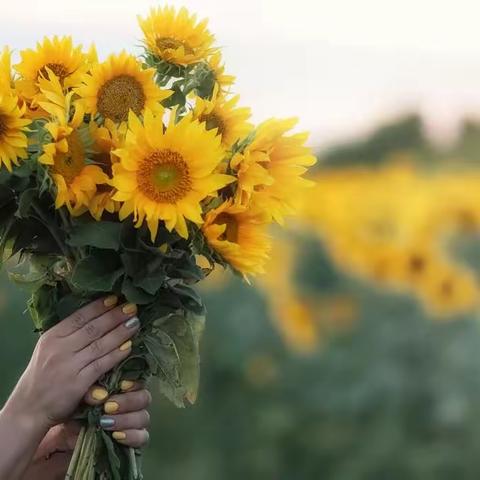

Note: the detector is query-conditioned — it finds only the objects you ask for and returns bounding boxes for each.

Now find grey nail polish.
[125,316,140,329]
[100,417,115,428]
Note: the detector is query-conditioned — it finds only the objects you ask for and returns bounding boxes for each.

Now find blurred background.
[4,0,480,478]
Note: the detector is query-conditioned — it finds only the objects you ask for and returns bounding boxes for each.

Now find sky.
[3,0,480,149]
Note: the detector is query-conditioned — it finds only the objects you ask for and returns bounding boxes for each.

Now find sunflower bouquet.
[0,5,316,479]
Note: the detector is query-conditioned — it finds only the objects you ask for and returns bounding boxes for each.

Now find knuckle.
[142,390,152,406]
[91,359,103,375]
[85,322,98,339]
[143,410,151,426]
[71,312,86,328]
[89,338,103,355]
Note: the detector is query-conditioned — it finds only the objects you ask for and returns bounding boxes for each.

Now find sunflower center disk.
[216,213,239,243]
[200,112,225,136]
[138,149,191,203]
[0,114,8,138]
[156,37,194,55]
[52,132,85,183]
[39,62,69,81]
[97,75,146,123]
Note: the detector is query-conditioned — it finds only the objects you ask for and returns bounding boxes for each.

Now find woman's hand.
[22,382,151,480]
[0,297,141,480]
[4,296,140,430]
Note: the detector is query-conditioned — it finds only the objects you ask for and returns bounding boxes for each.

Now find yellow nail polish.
[122,303,137,315]
[104,401,119,414]
[103,295,118,308]
[92,388,108,401]
[112,431,126,440]
[120,380,135,391]
[119,340,132,352]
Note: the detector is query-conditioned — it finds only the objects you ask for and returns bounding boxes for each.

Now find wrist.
[1,396,51,439]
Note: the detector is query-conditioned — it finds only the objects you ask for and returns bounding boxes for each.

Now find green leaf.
[122,277,155,305]
[100,430,122,480]
[146,310,206,407]
[68,221,123,250]
[16,188,37,218]
[28,284,60,331]
[71,252,124,292]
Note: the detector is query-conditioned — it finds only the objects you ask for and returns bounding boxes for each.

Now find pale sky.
[3,0,480,149]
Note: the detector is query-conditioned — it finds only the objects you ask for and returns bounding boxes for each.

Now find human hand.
[3,296,140,433]
[22,382,151,480]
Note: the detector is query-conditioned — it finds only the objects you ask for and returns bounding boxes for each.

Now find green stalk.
[129,448,139,479]
[65,425,86,480]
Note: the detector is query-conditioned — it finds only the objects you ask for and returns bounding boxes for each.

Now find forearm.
[0,401,49,480]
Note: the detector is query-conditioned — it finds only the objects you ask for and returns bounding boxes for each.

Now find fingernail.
[120,380,135,391]
[92,388,109,401]
[122,303,137,315]
[100,417,115,428]
[112,431,126,440]
[119,340,132,352]
[104,401,119,414]
[103,295,118,308]
[124,316,140,329]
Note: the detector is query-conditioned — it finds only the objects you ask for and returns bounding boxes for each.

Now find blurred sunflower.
[232,118,317,223]
[37,73,107,213]
[192,90,251,150]
[207,52,235,93]
[88,120,126,220]
[0,47,12,90]
[138,6,216,66]
[202,199,271,278]
[111,108,234,240]
[15,36,96,104]
[77,52,171,123]
[418,266,480,317]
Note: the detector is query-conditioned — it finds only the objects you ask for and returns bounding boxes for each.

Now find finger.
[103,389,152,415]
[52,296,119,338]
[118,379,145,393]
[79,341,133,387]
[84,384,110,406]
[70,303,139,351]
[76,318,139,368]
[100,410,150,431]
[112,429,150,448]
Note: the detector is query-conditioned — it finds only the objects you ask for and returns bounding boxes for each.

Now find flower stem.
[65,425,86,480]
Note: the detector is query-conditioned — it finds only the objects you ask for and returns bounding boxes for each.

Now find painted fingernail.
[112,431,126,441]
[100,417,115,428]
[124,316,140,329]
[104,401,119,414]
[92,388,108,401]
[119,340,132,352]
[122,303,137,315]
[120,380,135,391]
[103,295,118,308]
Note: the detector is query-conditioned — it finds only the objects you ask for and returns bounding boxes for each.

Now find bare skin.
[0,297,151,480]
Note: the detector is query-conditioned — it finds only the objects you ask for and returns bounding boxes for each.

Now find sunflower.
[202,199,271,278]
[15,36,96,105]
[77,51,170,123]
[88,120,126,220]
[138,6,216,66]
[0,49,31,171]
[232,118,317,224]
[111,108,234,240]
[192,90,251,150]
[0,94,30,171]
[0,47,12,91]
[37,73,107,213]
[207,52,235,93]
